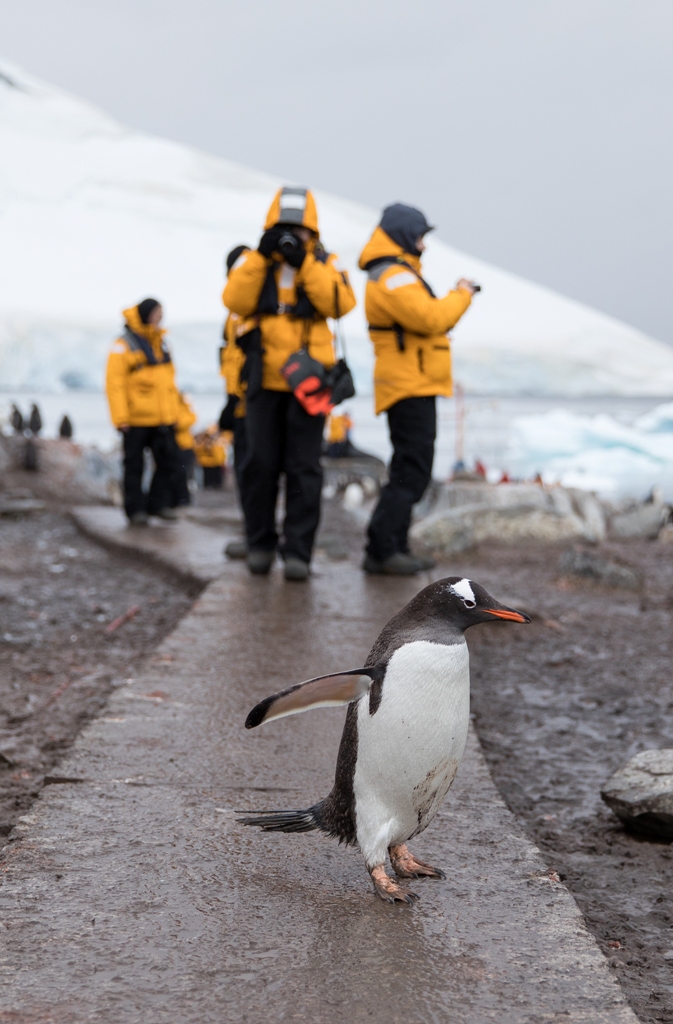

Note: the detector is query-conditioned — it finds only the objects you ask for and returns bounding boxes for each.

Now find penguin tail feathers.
[238,806,320,834]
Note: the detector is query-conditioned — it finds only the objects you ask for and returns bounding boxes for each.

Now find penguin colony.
[241,577,530,904]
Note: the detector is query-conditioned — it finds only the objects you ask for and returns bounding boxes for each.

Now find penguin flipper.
[245,667,379,729]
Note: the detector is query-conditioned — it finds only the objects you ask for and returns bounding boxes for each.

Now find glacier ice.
[508,404,673,500]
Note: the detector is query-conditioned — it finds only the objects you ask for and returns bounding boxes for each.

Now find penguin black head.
[407,576,531,634]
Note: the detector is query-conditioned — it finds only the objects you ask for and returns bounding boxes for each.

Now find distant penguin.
[241,577,530,904]
[22,438,38,471]
[29,403,42,435]
[10,404,23,434]
[59,415,73,440]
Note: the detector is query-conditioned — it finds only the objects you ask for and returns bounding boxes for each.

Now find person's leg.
[223,417,249,559]
[123,426,150,518]
[171,449,191,507]
[281,397,325,565]
[182,449,196,502]
[147,426,179,514]
[391,397,436,553]
[203,465,224,488]
[366,397,436,562]
[240,391,284,551]
[232,417,247,504]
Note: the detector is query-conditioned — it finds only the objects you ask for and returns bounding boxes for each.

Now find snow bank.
[2,58,673,397]
[508,403,673,500]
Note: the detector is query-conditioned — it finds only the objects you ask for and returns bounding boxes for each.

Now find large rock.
[558,549,641,590]
[410,481,606,554]
[608,498,669,540]
[1,435,121,504]
[601,749,673,840]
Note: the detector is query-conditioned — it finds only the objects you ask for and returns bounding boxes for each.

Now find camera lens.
[277,232,301,256]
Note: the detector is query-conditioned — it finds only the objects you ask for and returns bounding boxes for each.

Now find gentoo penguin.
[240,577,530,903]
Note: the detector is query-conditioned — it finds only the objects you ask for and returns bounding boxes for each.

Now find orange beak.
[484,608,531,623]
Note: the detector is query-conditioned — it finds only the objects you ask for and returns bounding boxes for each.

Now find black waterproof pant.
[170,448,195,508]
[366,396,436,562]
[232,416,247,502]
[203,465,224,489]
[122,425,178,518]
[241,390,325,564]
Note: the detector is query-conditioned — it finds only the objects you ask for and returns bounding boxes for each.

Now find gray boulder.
[558,549,641,590]
[601,749,673,840]
[609,500,669,540]
[410,482,606,555]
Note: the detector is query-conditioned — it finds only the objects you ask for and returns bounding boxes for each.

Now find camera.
[277,231,302,258]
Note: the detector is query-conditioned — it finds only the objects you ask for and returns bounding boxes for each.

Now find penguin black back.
[240,578,530,848]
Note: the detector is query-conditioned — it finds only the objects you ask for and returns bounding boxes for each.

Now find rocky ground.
[0,485,195,836]
[458,539,673,1024]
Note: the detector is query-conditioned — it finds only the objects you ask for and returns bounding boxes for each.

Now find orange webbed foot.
[389,843,446,880]
[370,864,419,904]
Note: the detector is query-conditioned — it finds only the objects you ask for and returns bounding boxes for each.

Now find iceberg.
[2,59,673,397]
[508,404,673,500]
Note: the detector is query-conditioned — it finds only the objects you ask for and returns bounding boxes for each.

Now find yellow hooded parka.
[359,228,472,415]
[222,188,356,392]
[174,392,197,450]
[105,306,180,428]
[220,312,252,417]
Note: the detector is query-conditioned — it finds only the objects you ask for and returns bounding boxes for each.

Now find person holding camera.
[359,203,479,575]
[223,186,356,581]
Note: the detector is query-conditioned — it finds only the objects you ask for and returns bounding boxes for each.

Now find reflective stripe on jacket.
[358,227,472,414]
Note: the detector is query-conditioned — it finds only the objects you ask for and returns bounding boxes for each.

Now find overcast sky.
[3,0,672,343]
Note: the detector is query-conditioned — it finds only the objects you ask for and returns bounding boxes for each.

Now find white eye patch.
[449,578,475,603]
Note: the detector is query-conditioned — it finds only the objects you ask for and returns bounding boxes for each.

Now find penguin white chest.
[353,640,470,864]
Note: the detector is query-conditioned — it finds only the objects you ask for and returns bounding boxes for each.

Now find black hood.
[379,203,434,255]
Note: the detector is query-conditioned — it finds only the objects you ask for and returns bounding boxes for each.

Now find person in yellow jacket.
[219,245,254,559]
[359,204,479,575]
[105,299,181,525]
[194,424,227,488]
[222,186,356,581]
[324,412,354,457]
[171,392,197,508]
[219,245,250,433]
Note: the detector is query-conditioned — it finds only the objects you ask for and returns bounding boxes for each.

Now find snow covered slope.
[2,58,673,397]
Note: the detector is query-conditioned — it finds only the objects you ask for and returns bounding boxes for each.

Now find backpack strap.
[364,256,436,351]
[255,262,319,320]
[367,322,407,352]
[124,327,171,368]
